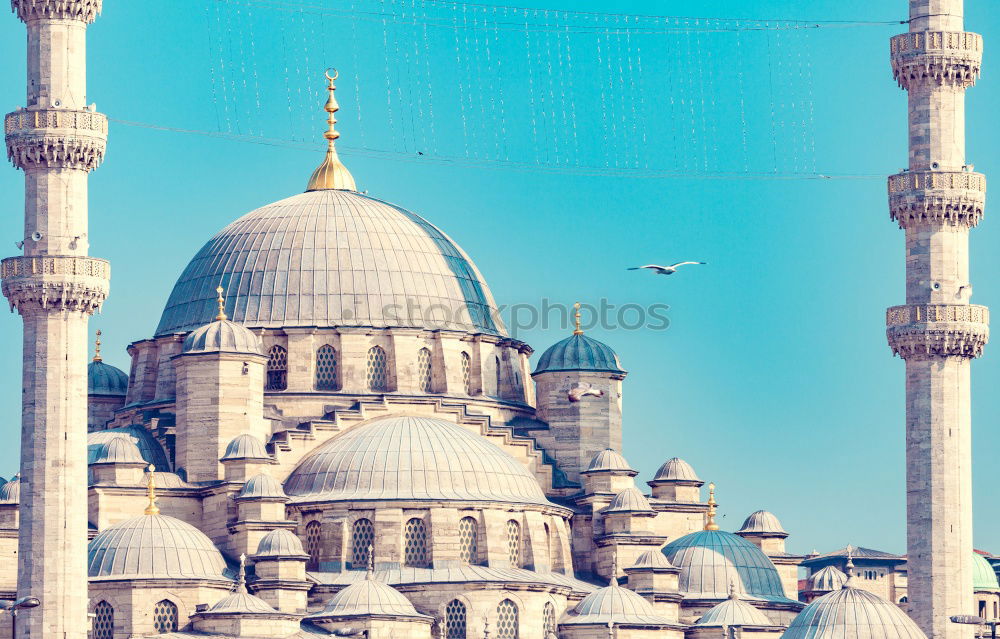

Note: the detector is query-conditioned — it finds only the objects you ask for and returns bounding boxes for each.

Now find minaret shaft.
[888,2,987,638]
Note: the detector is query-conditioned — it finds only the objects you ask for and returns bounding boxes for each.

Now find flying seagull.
[627,261,706,275]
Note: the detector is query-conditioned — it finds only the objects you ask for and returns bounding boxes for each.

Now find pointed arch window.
[494,355,502,397]
[461,352,472,395]
[315,345,338,390]
[366,346,389,392]
[506,519,522,567]
[93,601,114,639]
[404,517,429,567]
[445,599,467,639]
[266,345,288,391]
[458,516,479,564]
[153,600,179,634]
[543,602,556,638]
[496,599,519,639]
[418,348,433,392]
[351,518,375,569]
[305,520,322,570]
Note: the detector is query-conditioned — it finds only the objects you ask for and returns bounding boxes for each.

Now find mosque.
[0,1,989,639]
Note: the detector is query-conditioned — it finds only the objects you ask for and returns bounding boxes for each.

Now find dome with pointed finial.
[307,70,356,192]
[695,587,775,627]
[560,576,673,626]
[221,434,271,461]
[203,554,279,615]
[307,576,429,620]
[605,487,655,514]
[808,566,848,593]
[181,287,263,355]
[652,457,701,483]
[782,584,926,639]
[88,330,128,396]
[0,474,20,505]
[255,529,308,558]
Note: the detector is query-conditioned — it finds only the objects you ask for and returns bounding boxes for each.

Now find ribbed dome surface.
[606,487,654,513]
[0,475,20,504]
[808,566,847,592]
[88,514,228,580]
[284,416,550,505]
[629,550,677,571]
[182,319,262,355]
[561,581,671,625]
[737,510,788,536]
[310,578,426,618]
[222,434,271,461]
[239,474,287,500]
[256,529,308,557]
[653,457,701,482]
[156,190,504,336]
[662,530,790,601]
[88,427,171,470]
[782,587,926,639]
[585,449,635,473]
[88,360,128,396]
[696,594,774,626]
[207,590,279,614]
[534,334,624,375]
[973,552,999,590]
[92,435,145,464]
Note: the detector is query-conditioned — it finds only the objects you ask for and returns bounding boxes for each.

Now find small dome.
[88,360,128,396]
[808,566,847,592]
[222,434,271,461]
[652,457,701,483]
[696,592,774,627]
[628,550,677,571]
[533,333,624,375]
[737,510,788,536]
[782,587,926,639]
[91,435,145,465]
[662,530,791,602]
[238,474,287,500]
[561,580,671,626]
[182,318,262,355]
[584,449,635,474]
[256,529,308,558]
[206,590,278,615]
[88,426,171,470]
[285,416,551,506]
[88,514,228,580]
[0,474,20,505]
[973,552,999,591]
[606,487,654,514]
[309,578,428,619]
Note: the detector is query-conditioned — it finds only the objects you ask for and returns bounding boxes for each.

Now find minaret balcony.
[5,107,107,171]
[11,0,102,23]
[886,304,989,359]
[888,170,985,228]
[1,255,110,314]
[890,31,982,90]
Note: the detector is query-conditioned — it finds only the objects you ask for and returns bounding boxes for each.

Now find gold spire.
[92,329,102,362]
[573,302,584,335]
[144,464,160,515]
[306,69,357,192]
[215,286,227,321]
[705,482,719,531]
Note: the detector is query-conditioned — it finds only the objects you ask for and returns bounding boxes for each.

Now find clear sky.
[1,0,999,557]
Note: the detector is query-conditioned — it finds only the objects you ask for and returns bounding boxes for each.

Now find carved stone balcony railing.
[890,31,982,90]
[888,170,986,228]
[886,303,989,359]
[1,255,110,315]
[5,108,107,171]
[12,0,102,24]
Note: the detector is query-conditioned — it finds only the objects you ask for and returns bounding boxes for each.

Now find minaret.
[3,2,109,639]
[886,2,987,638]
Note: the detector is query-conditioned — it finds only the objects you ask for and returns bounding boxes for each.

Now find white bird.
[627,261,706,275]
[568,383,604,403]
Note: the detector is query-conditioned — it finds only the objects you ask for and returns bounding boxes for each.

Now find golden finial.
[306,69,357,192]
[144,464,160,515]
[92,329,103,362]
[215,286,227,321]
[573,302,584,335]
[705,482,719,531]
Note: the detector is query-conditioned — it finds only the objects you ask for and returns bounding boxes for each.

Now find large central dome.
[156,189,504,336]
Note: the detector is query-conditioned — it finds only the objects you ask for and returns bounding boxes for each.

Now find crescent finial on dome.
[705,482,720,531]
[144,464,160,515]
[306,69,357,192]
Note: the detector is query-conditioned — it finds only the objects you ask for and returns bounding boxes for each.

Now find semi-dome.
[88,513,229,580]
[606,487,654,514]
[222,433,271,461]
[238,473,287,500]
[284,415,551,505]
[91,435,145,465]
[973,552,999,590]
[737,510,788,536]
[584,448,635,474]
[256,529,308,558]
[662,530,791,602]
[88,359,128,396]
[652,457,701,483]
[808,566,848,592]
[156,189,504,337]
[0,474,20,504]
[782,586,926,639]
[561,579,672,626]
[696,590,774,627]
[534,333,624,375]
[308,577,428,619]
[182,318,262,355]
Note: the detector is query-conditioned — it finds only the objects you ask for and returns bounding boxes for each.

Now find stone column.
[3,3,109,639]
[887,3,987,637]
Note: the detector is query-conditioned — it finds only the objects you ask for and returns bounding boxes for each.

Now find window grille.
[266,345,288,391]
[458,517,478,564]
[445,599,467,639]
[93,601,114,639]
[367,346,389,392]
[543,602,556,638]
[316,345,338,390]
[404,517,429,567]
[351,518,375,569]
[506,519,522,567]
[152,600,179,634]
[418,348,433,392]
[496,599,519,639]
[305,520,322,570]
[461,352,472,394]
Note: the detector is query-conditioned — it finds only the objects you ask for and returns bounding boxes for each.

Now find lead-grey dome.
[606,487,654,514]
[737,510,788,536]
[222,434,271,461]
[256,529,308,558]
[239,473,287,500]
[584,448,635,474]
[808,566,848,592]
[696,592,774,627]
[284,415,550,506]
[308,578,429,619]
[561,580,672,626]
[0,474,20,505]
[782,587,926,639]
[156,190,504,336]
[88,360,128,396]
[182,318,262,355]
[653,457,701,483]
[91,435,145,465]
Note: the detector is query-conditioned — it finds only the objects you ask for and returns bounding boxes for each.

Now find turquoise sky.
[1,0,998,557]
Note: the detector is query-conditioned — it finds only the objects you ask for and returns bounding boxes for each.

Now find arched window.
[351,518,375,569]
[305,520,322,570]
[417,348,433,392]
[494,355,502,397]
[899,596,908,604]
[506,519,522,567]
[93,601,114,639]
[543,602,556,638]
[152,600,179,634]
[404,517,429,567]
[458,516,479,564]
[266,345,288,391]
[315,345,338,390]
[366,346,389,392]
[496,599,519,639]
[461,352,472,394]
[445,599,467,639]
